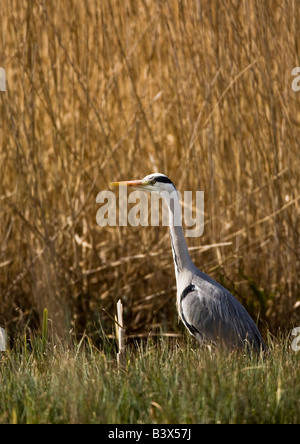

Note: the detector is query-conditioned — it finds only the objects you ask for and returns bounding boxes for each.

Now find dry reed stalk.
[116,299,126,369]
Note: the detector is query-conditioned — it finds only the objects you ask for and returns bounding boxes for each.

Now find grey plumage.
[178,277,266,350]
[112,173,267,352]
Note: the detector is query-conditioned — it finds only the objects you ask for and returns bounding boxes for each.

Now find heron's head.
[111,173,176,194]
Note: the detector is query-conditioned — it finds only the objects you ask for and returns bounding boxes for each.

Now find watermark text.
[96,187,204,237]
[0,328,6,352]
[291,327,300,352]
[291,67,300,92]
[0,68,6,92]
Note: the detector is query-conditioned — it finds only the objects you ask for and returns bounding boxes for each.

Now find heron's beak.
[110,179,150,189]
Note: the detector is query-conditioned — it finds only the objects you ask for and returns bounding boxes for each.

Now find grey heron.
[111,173,267,352]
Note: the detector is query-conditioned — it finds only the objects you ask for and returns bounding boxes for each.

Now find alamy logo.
[96,186,204,238]
[0,328,6,352]
[291,67,300,92]
[291,327,300,352]
[0,68,6,92]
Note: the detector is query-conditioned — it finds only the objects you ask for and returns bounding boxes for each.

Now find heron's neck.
[166,193,194,276]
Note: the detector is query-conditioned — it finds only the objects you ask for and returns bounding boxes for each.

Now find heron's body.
[112,173,266,352]
[176,271,266,350]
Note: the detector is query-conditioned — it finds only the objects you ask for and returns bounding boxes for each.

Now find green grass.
[0,334,299,424]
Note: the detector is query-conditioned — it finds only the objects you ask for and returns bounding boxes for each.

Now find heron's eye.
[151,179,156,185]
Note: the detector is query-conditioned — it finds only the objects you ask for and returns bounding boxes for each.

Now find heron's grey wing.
[180,284,238,346]
[180,281,265,350]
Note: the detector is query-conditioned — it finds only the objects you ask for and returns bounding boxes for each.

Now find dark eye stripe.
[154,176,174,185]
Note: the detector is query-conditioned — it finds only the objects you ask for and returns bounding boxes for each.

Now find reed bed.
[0,0,299,341]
